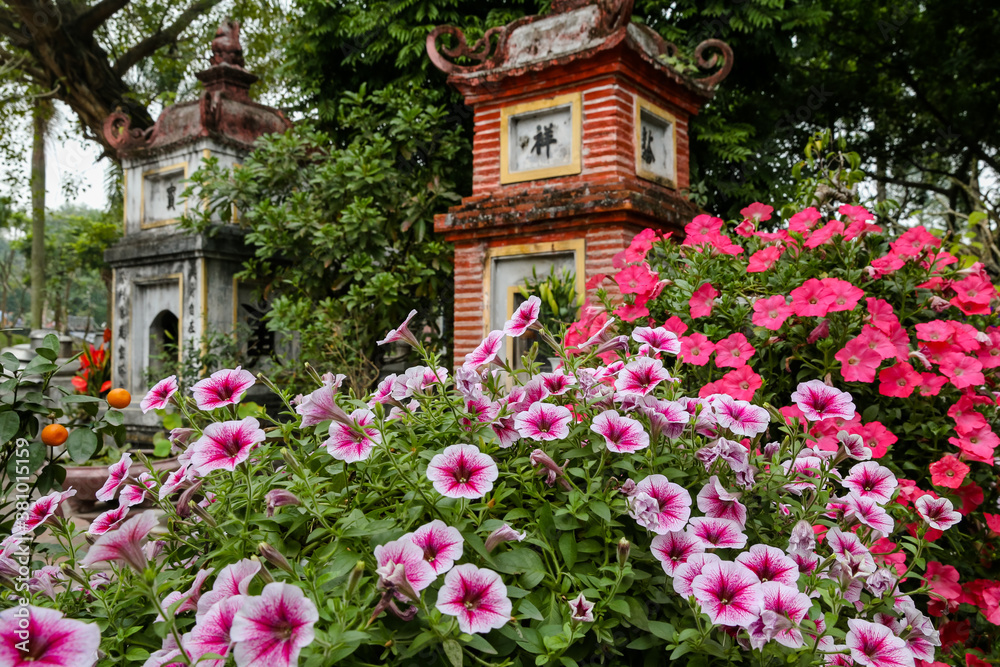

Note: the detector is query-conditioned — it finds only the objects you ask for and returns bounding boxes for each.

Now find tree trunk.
[30,99,50,330]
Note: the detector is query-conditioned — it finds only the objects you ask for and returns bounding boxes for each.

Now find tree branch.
[873,174,952,197]
[75,0,131,34]
[112,0,221,76]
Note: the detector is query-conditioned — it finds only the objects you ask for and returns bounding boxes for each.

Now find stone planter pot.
[62,456,180,514]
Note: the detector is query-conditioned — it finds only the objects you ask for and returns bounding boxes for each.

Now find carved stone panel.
[141,163,188,228]
[500,93,582,184]
[634,98,677,188]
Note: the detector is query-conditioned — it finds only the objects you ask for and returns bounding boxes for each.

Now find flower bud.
[189,501,217,527]
[60,564,89,588]
[259,543,294,575]
[485,524,527,552]
[346,560,364,599]
[252,556,274,584]
[617,538,630,568]
[176,479,203,517]
[280,448,304,477]
[265,489,300,518]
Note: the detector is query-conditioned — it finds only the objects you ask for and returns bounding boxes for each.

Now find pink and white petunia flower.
[758,581,813,648]
[691,560,763,627]
[504,296,542,336]
[198,559,261,619]
[633,475,692,534]
[631,327,681,355]
[141,375,179,413]
[324,409,382,463]
[568,593,595,623]
[182,595,243,667]
[189,417,266,475]
[826,528,876,572]
[713,395,770,437]
[615,357,672,396]
[687,517,748,549]
[735,544,799,586]
[673,552,723,596]
[81,511,159,572]
[377,309,419,347]
[846,618,915,667]
[119,472,156,507]
[426,444,499,499]
[0,605,101,667]
[915,496,962,531]
[295,382,349,427]
[158,465,191,501]
[696,476,747,527]
[14,489,76,535]
[95,452,133,502]
[790,379,856,421]
[538,371,575,396]
[591,410,649,454]
[230,582,319,667]
[435,563,512,634]
[514,402,573,442]
[403,520,464,575]
[88,505,130,536]
[463,331,505,370]
[845,493,895,534]
[158,568,215,621]
[190,366,255,410]
[651,531,705,576]
[374,538,437,599]
[842,462,898,505]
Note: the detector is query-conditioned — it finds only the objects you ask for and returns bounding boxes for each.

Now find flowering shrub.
[571,201,1000,663]
[3,275,993,666]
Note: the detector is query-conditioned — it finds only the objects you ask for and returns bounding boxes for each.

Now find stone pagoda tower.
[103,20,291,441]
[426,0,732,366]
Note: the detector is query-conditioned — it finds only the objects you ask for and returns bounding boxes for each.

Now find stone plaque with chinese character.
[141,164,186,227]
[635,102,676,187]
[501,94,581,184]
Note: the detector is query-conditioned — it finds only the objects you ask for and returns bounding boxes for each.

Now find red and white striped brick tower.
[427,0,732,366]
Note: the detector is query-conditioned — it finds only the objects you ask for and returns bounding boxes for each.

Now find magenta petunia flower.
[846,618,915,667]
[14,489,76,535]
[568,593,595,623]
[158,464,191,501]
[197,559,261,620]
[119,472,156,507]
[435,563,512,634]
[631,326,681,355]
[377,309,419,347]
[158,567,215,621]
[374,538,437,600]
[615,357,672,396]
[463,330,505,370]
[712,395,770,437]
[651,530,705,576]
[790,379,856,422]
[141,375,179,413]
[230,582,318,667]
[672,552,722,596]
[324,409,381,463]
[0,605,101,667]
[686,517,748,549]
[504,296,542,337]
[95,452,133,502]
[696,476,747,527]
[514,402,573,442]
[735,544,799,586]
[691,560,763,627]
[758,581,813,648]
[88,504,130,536]
[826,528,876,572]
[426,444,498,499]
[190,366,255,410]
[845,493,895,534]
[402,520,464,576]
[81,511,159,572]
[539,371,575,396]
[843,461,898,505]
[189,417,266,475]
[633,475,692,534]
[915,496,961,531]
[295,382,349,427]
[182,595,243,667]
[590,410,649,454]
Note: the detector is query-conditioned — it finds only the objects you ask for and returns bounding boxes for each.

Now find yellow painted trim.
[139,161,189,229]
[481,239,586,367]
[500,92,582,185]
[634,97,678,189]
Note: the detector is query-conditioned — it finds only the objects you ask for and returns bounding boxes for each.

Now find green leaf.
[66,429,99,463]
[21,355,57,376]
[125,647,151,661]
[460,634,497,655]
[493,548,545,576]
[647,620,675,640]
[104,410,124,426]
[60,395,104,404]
[0,352,18,372]
[590,500,611,522]
[42,333,59,353]
[443,639,463,667]
[0,411,19,444]
[517,598,545,621]
[558,532,577,569]
[35,345,57,361]
[607,598,631,617]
